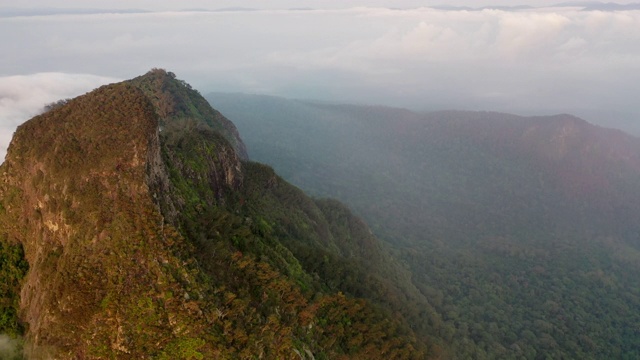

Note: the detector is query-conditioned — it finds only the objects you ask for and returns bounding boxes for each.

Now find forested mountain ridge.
[207,92,640,359]
[0,70,437,359]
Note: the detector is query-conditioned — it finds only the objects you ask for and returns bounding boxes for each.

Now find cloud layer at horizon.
[1,5,639,158]
[0,73,119,160]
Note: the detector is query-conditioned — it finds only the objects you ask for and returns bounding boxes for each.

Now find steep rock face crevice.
[157,122,243,212]
[132,68,246,227]
[145,126,178,224]
[140,102,245,229]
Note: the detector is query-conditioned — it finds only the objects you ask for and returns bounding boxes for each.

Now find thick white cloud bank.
[0,73,118,161]
[1,5,639,158]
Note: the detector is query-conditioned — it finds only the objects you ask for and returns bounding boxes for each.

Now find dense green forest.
[0,70,438,359]
[208,93,640,359]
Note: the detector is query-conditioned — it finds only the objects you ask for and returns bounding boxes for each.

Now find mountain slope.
[207,92,640,359]
[0,70,434,359]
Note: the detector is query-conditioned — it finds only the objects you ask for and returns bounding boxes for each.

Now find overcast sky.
[1,1,640,159]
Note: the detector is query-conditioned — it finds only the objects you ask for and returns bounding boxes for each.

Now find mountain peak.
[0,71,430,358]
[128,68,248,159]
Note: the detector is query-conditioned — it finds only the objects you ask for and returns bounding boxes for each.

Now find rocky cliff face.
[0,81,224,358]
[0,70,431,359]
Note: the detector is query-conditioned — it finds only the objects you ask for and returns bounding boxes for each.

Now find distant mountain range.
[208,92,640,359]
[555,1,640,10]
[4,2,640,17]
[0,8,151,17]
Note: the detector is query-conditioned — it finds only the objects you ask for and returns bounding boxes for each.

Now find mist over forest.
[207,91,640,357]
